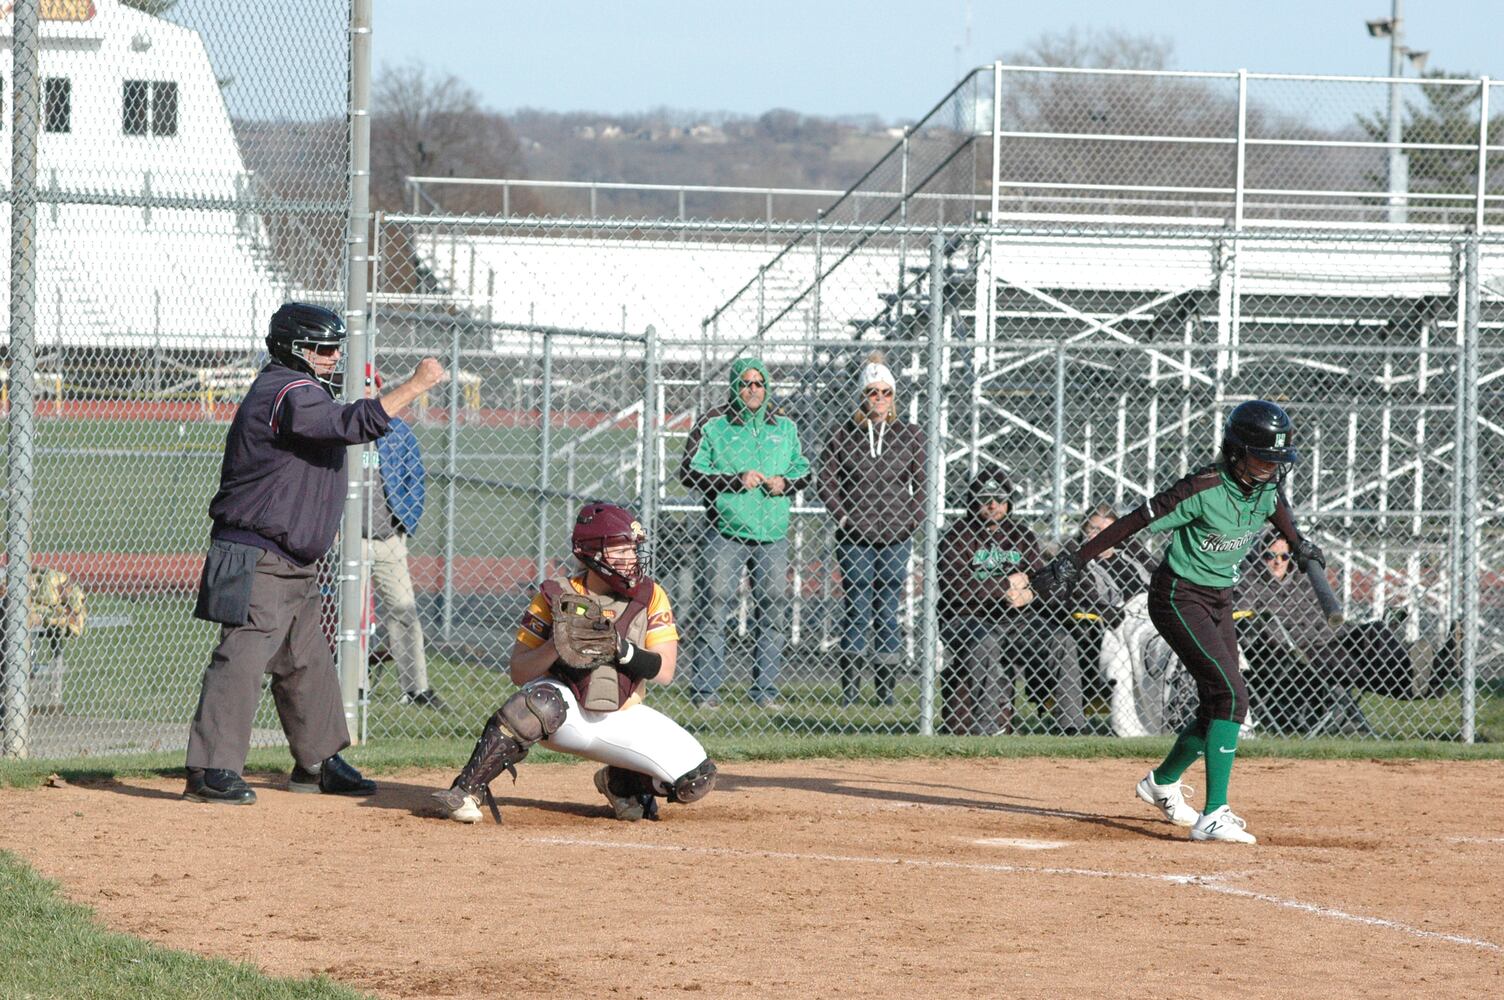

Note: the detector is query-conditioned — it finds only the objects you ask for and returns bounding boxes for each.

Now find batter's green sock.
[1151,726,1205,786]
[1202,719,1242,813]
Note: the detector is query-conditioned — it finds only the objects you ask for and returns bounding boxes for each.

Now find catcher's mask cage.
[1221,399,1298,488]
[265,301,347,397]
[572,502,648,596]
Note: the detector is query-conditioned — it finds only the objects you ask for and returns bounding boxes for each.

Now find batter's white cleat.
[1135,771,1198,827]
[433,787,483,824]
[1190,805,1257,844]
[594,766,653,821]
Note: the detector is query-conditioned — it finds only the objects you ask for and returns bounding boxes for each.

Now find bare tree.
[1004,27,1173,71]
[370,62,535,214]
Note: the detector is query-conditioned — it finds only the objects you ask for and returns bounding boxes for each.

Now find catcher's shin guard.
[434,683,566,823]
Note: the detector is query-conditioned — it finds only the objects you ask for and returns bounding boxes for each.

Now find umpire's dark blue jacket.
[209,363,391,566]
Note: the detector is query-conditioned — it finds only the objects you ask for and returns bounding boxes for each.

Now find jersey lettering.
[1199,530,1258,554]
[970,548,1022,580]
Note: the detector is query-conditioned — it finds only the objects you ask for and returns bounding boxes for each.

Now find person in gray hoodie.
[817,354,927,706]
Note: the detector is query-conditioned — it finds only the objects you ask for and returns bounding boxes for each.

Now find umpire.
[184,302,447,805]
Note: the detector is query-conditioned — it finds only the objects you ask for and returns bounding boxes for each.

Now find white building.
[0,0,287,351]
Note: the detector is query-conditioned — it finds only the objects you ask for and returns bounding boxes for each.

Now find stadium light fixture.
[1365,18,1393,38]
[1406,49,1429,73]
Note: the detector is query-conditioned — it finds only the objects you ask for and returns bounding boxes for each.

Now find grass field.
[0,851,371,1000]
[10,416,645,555]
[29,591,1504,750]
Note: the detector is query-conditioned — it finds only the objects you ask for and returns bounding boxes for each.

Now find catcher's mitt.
[551,593,621,669]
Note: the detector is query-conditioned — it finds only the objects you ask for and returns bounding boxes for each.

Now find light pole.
[1367,1,1428,223]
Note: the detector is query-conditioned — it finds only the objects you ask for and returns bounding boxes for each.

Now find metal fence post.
[920,232,946,737]
[1053,342,1067,542]
[2,0,40,758]
[641,325,660,543]
[441,320,459,640]
[1476,78,1490,234]
[537,332,554,582]
[1461,236,1481,743]
[812,209,823,338]
[337,0,373,741]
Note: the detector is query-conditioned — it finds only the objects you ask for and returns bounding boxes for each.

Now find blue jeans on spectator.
[837,540,910,704]
[836,540,910,657]
[690,530,789,704]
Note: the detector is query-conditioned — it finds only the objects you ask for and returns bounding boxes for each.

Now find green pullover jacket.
[678,357,812,543]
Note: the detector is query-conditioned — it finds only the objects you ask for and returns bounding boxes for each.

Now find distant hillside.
[502,108,902,217]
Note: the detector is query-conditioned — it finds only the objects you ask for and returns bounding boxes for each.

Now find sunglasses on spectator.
[1263,552,1290,562]
[739,379,765,389]
[865,387,894,398]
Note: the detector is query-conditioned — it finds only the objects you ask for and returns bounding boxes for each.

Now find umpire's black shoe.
[288,753,376,796]
[183,768,257,805]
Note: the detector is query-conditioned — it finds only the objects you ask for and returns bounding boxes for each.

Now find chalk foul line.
[530,836,1499,954]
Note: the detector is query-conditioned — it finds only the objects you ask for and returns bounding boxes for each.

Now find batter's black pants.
[1147,568,1249,731]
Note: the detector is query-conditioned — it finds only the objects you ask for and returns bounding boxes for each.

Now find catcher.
[433,502,716,823]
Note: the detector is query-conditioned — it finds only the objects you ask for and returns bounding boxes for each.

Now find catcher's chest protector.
[542,577,652,711]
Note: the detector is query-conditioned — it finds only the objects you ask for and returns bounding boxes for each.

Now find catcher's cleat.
[433,786,484,824]
[594,766,657,821]
[1135,771,1198,827]
[1190,805,1257,844]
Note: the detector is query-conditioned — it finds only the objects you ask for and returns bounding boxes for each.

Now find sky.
[367,0,1504,122]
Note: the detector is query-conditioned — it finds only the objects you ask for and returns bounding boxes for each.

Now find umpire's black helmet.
[1222,400,1298,481]
[266,302,345,390]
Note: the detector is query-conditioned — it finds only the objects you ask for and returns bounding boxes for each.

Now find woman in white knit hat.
[817,353,927,707]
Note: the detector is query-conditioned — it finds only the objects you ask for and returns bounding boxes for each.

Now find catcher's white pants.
[1102,593,1157,738]
[367,534,429,694]
[535,678,708,785]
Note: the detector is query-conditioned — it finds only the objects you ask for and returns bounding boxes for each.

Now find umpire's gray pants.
[186,552,349,773]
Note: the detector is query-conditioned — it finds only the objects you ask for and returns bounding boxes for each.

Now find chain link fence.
[5,55,1504,757]
[362,211,1502,745]
[1,0,351,758]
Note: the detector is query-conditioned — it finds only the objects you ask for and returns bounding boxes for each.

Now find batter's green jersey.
[1081,462,1299,589]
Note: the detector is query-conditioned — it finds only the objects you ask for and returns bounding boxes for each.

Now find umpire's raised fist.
[414,357,449,389]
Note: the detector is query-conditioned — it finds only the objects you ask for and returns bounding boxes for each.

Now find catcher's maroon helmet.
[572,502,647,595]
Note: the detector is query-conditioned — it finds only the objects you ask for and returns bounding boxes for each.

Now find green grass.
[0,851,372,1000]
[29,593,1504,751]
[11,417,644,554]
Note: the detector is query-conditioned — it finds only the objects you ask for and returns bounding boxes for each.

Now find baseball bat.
[1304,560,1345,627]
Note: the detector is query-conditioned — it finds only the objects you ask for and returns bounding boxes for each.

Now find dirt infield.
[2,757,1500,999]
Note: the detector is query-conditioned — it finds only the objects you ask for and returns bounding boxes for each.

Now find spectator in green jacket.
[678,357,811,708]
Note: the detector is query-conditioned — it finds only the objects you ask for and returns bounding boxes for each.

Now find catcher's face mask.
[577,536,646,595]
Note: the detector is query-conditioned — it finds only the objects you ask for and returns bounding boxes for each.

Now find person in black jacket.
[936,468,1041,735]
[183,303,447,805]
[817,354,926,707]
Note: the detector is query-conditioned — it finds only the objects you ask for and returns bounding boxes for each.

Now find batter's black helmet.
[1222,400,1298,484]
[266,302,345,393]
